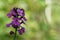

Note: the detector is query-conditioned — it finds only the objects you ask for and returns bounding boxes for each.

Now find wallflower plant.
[6,7,27,40]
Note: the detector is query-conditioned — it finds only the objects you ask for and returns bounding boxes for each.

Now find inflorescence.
[6,7,27,35]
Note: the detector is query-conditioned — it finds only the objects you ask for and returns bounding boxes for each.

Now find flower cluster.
[6,8,27,35]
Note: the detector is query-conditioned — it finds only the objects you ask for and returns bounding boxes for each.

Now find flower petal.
[6,24,11,27]
[17,8,25,17]
[16,21,21,26]
[18,30,23,35]
[7,13,12,18]
[11,21,20,27]
[23,17,27,21]
[21,27,25,33]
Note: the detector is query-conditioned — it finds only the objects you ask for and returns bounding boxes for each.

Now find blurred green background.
[0,0,60,40]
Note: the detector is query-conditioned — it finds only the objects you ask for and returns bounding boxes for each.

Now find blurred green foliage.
[0,0,60,40]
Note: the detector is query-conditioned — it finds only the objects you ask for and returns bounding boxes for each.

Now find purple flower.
[6,7,27,35]
[18,30,23,35]
[21,27,25,33]
[12,18,18,21]
[11,21,18,28]
[23,17,27,21]
[12,25,18,28]
[18,27,25,35]
[6,24,11,27]
[7,13,12,18]
[17,8,25,17]
[11,21,20,28]
[11,8,17,16]
[12,17,22,21]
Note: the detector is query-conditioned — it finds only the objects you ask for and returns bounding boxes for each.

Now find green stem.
[13,28,17,40]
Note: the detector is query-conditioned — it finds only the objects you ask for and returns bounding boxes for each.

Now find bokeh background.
[0,0,60,40]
